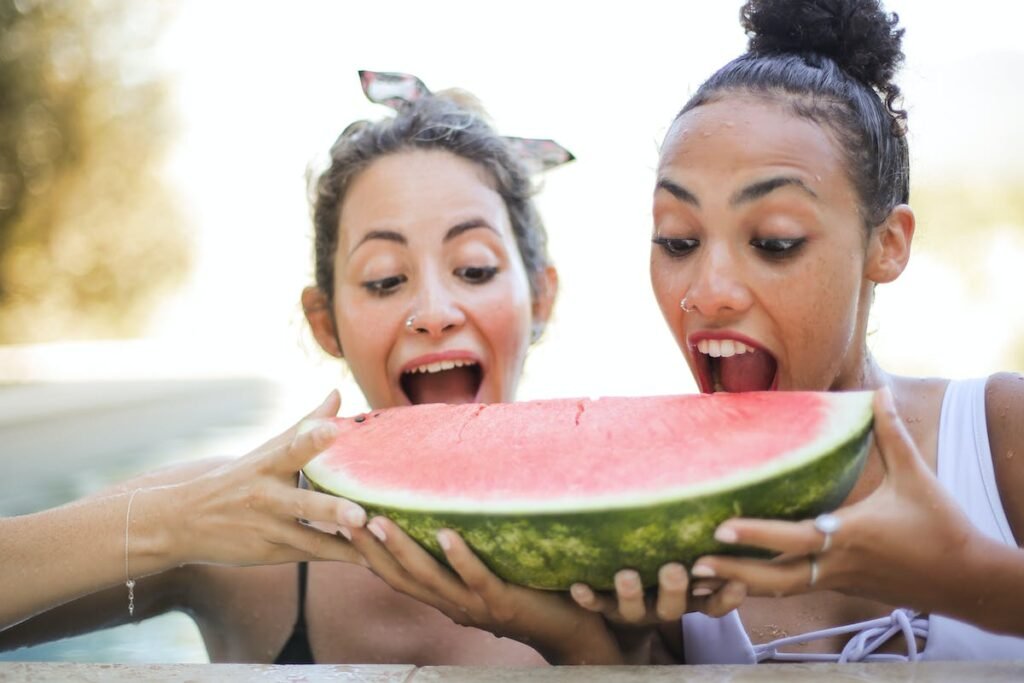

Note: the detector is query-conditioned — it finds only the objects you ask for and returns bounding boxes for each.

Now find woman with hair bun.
[620,0,1024,662]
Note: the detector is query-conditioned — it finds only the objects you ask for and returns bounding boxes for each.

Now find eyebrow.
[444,218,497,242]
[656,178,700,207]
[349,219,497,257]
[730,176,818,206]
[350,230,406,256]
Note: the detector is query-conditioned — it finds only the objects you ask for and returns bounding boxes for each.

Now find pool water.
[0,378,279,663]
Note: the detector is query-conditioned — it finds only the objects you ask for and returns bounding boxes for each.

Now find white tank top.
[682,378,1024,663]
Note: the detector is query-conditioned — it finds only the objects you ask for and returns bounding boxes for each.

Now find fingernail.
[367,521,386,543]
[691,564,715,578]
[337,526,352,541]
[570,583,592,603]
[714,526,738,543]
[660,563,686,587]
[615,570,641,593]
[436,530,451,551]
[692,587,713,597]
[342,506,366,527]
[320,389,339,409]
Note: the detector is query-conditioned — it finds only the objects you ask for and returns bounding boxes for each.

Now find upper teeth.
[696,339,755,358]
[405,359,478,374]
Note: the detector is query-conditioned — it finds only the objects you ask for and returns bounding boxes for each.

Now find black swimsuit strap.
[295,560,308,628]
[272,561,315,664]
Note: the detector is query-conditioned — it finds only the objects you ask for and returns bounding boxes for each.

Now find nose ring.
[680,297,694,313]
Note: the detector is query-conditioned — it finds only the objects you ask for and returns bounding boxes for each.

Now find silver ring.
[680,297,694,313]
[808,556,819,587]
[814,512,841,553]
[405,315,416,331]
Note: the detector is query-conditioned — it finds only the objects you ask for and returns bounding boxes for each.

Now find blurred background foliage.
[0,0,188,344]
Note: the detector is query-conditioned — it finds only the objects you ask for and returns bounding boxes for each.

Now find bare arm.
[0,391,363,635]
[986,372,1024,546]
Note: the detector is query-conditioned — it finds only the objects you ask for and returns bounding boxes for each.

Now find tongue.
[404,367,479,405]
[718,351,776,392]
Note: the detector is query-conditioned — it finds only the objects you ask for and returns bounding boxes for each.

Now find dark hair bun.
[741,0,904,91]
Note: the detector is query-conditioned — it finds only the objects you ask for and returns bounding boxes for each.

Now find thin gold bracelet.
[124,488,143,617]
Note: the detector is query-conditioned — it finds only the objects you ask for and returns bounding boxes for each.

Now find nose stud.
[405,315,417,331]
[680,297,694,313]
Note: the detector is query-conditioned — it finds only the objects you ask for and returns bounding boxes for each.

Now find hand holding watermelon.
[159,390,365,567]
[689,389,1004,618]
[343,515,629,664]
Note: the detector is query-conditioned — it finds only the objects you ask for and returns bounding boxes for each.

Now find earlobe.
[866,205,915,284]
[530,266,559,342]
[301,286,344,358]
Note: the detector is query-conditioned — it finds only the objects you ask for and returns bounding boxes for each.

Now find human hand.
[346,517,624,664]
[688,387,978,612]
[568,564,746,624]
[157,390,366,567]
[564,564,746,663]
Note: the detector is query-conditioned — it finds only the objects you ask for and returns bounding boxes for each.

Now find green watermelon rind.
[305,392,873,590]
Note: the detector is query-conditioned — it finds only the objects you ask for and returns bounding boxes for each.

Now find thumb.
[872,387,929,481]
[308,388,342,419]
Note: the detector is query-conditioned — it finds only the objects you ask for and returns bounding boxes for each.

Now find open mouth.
[400,359,483,405]
[692,338,778,393]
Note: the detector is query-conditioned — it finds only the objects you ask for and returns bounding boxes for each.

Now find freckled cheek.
[787,279,857,384]
[334,299,399,377]
[474,287,533,386]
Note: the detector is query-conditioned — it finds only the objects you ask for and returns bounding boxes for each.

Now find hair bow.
[358,70,575,174]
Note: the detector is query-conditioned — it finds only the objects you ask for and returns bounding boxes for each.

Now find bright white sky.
[13,1,1023,419]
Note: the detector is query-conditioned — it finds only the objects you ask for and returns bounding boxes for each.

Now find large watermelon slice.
[303,391,873,590]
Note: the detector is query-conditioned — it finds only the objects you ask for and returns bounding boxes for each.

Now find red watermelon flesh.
[314,392,822,503]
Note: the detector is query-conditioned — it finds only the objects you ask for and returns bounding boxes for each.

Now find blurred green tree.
[0,0,189,343]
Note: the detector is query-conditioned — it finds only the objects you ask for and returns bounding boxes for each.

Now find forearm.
[943,535,1024,637]
[0,487,180,631]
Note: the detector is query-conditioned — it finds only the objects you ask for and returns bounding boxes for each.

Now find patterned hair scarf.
[358,70,575,175]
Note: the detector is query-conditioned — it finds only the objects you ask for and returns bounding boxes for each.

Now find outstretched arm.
[0,390,363,634]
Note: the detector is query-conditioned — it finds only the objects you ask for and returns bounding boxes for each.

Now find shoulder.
[984,372,1024,546]
[984,372,1024,449]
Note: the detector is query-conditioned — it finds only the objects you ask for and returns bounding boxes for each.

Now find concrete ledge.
[3,661,1024,682]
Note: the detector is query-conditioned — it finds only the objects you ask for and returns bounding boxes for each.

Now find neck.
[835,350,893,393]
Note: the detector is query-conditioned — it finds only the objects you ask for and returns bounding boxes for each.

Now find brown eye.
[361,274,407,296]
[455,266,498,284]
[750,237,806,257]
[652,236,698,257]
